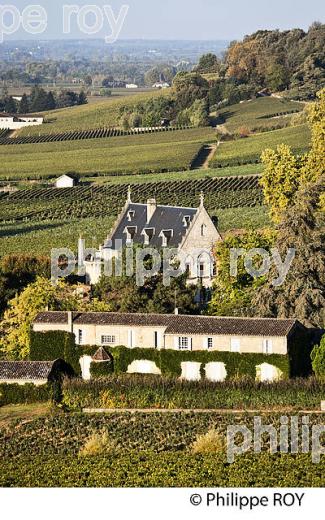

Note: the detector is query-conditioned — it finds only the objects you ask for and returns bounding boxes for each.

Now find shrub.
[30,331,81,375]
[0,382,51,406]
[79,431,116,457]
[90,361,114,379]
[311,335,325,379]
[191,428,225,454]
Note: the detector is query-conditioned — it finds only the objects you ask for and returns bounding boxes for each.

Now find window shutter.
[190,338,193,351]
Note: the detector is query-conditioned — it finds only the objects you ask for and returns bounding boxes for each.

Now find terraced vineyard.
[0,175,262,223]
[0,125,190,146]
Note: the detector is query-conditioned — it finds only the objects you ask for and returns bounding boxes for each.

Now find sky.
[4,0,325,41]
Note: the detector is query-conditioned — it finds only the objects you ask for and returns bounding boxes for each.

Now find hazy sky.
[5,0,325,41]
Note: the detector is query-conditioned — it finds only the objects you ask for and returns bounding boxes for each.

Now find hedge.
[90,361,113,379]
[62,375,324,410]
[91,346,290,379]
[0,383,51,406]
[30,331,81,375]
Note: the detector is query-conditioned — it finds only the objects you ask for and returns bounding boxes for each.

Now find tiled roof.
[34,312,301,337]
[0,361,55,380]
[107,202,198,249]
[92,347,112,361]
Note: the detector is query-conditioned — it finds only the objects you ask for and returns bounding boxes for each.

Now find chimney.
[174,308,179,315]
[146,198,157,223]
[67,311,73,332]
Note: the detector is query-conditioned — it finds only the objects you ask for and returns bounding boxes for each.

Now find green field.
[0,127,216,181]
[211,124,311,168]
[216,97,304,132]
[19,90,167,136]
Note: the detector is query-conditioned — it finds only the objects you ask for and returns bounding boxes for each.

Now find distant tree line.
[0,86,88,114]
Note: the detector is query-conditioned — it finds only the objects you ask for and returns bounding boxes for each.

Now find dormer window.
[124,226,137,245]
[142,227,155,246]
[160,229,173,247]
[127,210,135,222]
[183,215,191,228]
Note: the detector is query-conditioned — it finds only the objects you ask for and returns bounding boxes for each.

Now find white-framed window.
[230,338,240,353]
[263,339,273,354]
[101,335,116,345]
[178,337,191,350]
[207,337,213,349]
[127,210,135,222]
[77,329,83,345]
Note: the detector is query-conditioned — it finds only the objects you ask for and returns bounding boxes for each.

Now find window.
[183,215,191,228]
[178,337,190,350]
[263,339,273,354]
[143,228,155,246]
[201,224,206,237]
[127,210,135,222]
[154,331,159,349]
[207,337,213,349]
[101,335,116,345]
[199,263,205,277]
[160,229,173,247]
[124,226,137,245]
[230,338,240,353]
[78,329,83,345]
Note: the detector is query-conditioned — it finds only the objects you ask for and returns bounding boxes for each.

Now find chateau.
[80,188,222,287]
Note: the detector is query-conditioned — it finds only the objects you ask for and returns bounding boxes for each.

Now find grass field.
[0,127,216,181]
[18,90,167,136]
[211,124,310,168]
[216,97,304,133]
[0,403,50,428]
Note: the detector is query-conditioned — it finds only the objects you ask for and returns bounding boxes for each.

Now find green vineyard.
[0,175,263,223]
[0,125,191,146]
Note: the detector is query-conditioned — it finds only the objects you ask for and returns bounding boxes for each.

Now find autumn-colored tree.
[0,277,80,360]
[260,88,325,222]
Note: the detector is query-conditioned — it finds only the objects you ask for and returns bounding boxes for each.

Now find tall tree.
[253,175,325,328]
[19,93,29,114]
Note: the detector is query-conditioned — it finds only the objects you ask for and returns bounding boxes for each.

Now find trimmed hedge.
[62,375,324,410]
[0,383,51,406]
[30,331,81,375]
[90,361,113,379]
[92,346,290,379]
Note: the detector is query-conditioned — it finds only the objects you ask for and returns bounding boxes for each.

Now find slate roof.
[34,312,301,337]
[0,361,55,381]
[106,202,198,249]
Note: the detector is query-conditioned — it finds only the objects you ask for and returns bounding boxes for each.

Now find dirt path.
[83,407,323,414]
[190,143,218,170]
